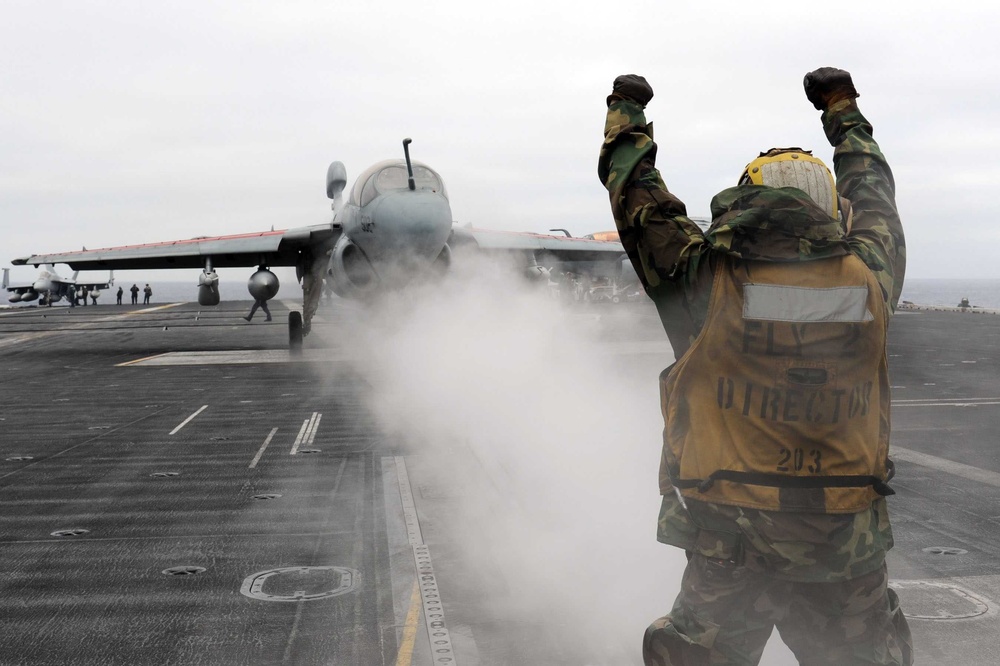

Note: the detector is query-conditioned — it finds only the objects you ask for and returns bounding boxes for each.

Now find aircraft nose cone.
[33,279,51,292]
[363,191,452,262]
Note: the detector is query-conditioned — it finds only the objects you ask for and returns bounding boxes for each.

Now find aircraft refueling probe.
[402,138,415,191]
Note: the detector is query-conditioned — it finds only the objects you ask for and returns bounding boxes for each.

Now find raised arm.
[599,75,706,290]
[805,67,906,311]
[598,75,710,348]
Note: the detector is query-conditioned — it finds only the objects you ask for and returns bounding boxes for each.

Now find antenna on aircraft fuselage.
[402,138,415,191]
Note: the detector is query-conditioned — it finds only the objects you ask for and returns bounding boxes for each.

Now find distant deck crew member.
[130,284,139,305]
[599,68,910,664]
[116,286,123,305]
[143,284,152,304]
[243,299,272,323]
[244,266,273,323]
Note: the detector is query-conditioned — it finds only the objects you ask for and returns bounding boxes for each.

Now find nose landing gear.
[289,311,303,355]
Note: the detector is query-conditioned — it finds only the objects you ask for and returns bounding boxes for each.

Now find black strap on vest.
[675,470,895,497]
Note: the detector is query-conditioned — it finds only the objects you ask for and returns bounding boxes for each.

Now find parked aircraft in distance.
[13,139,625,349]
[3,266,113,306]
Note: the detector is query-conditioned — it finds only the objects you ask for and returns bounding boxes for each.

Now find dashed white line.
[290,420,310,454]
[290,412,321,455]
[169,405,208,435]
[305,413,322,444]
[249,428,279,469]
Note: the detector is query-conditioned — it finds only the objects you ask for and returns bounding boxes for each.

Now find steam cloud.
[321,256,798,664]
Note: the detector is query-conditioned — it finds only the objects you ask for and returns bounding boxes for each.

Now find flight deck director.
[599,69,911,664]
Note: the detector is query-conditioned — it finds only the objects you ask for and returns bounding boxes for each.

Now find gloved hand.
[803,67,859,110]
[607,74,653,108]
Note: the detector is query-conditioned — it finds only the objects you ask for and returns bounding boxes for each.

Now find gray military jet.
[3,265,113,306]
[12,139,624,349]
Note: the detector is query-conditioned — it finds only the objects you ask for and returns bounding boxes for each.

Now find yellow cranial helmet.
[738,148,838,219]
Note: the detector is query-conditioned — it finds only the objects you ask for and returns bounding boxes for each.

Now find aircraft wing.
[12,224,340,271]
[4,282,33,293]
[452,227,625,263]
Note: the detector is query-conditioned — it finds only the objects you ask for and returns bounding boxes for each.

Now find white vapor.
[330,258,677,662]
[323,258,799,664]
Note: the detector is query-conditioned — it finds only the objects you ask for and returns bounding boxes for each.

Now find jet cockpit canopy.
[348,160,448,208]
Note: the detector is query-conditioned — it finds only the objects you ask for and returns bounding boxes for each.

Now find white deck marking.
[893,447,1000,488]
[0,333,52,349]
[117,349,344,366]
[393,456,456,665]
[893,397,1000,408]
[249,428,279,469]
[306,413,321,444]
[118,344,671,366]
[885,574,1000,662]
[289,412,320,455]
[0,304,186,348]
[169,405,208,435]
[290,419,310,455]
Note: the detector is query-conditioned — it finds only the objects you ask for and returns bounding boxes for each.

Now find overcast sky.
[3,1,998,287]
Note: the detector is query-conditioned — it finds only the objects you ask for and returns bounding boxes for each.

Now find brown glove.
[607,74,653,108]
[803,67,859,110]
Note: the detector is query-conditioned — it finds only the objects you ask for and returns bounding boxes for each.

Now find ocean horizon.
[109,278,1000,311]
[6,277,1000,311]
[898,278,1000,310]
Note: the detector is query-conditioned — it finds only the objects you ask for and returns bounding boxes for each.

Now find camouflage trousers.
[642,556,912,665]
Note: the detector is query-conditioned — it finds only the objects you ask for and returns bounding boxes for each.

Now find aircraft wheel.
[612,295,621,304]
[289,311,303,355]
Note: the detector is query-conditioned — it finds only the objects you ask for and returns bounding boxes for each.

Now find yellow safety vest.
[659,254,894,513]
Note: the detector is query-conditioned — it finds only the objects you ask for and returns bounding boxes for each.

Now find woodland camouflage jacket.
[599,98,905,581]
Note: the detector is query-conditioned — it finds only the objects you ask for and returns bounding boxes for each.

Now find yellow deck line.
[394,579,422,666]
[116,352,170,367]
[124,302,186,315]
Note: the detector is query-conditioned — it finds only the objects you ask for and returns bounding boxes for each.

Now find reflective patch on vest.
[743,284,873,322]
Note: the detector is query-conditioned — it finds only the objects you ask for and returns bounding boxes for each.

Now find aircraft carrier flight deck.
[0,298,998,664]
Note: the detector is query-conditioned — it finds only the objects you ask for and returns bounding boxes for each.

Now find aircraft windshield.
[351,161,448,207]
[375,166,442,194]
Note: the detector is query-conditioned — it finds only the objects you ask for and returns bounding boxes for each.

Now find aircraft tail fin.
[2,268,8,289]
[109,269,114,286]
[71,270,80,282]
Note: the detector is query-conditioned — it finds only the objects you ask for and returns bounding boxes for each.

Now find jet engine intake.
[198,269,220,306]
[248,269,279,301]
[327,235,379,299]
